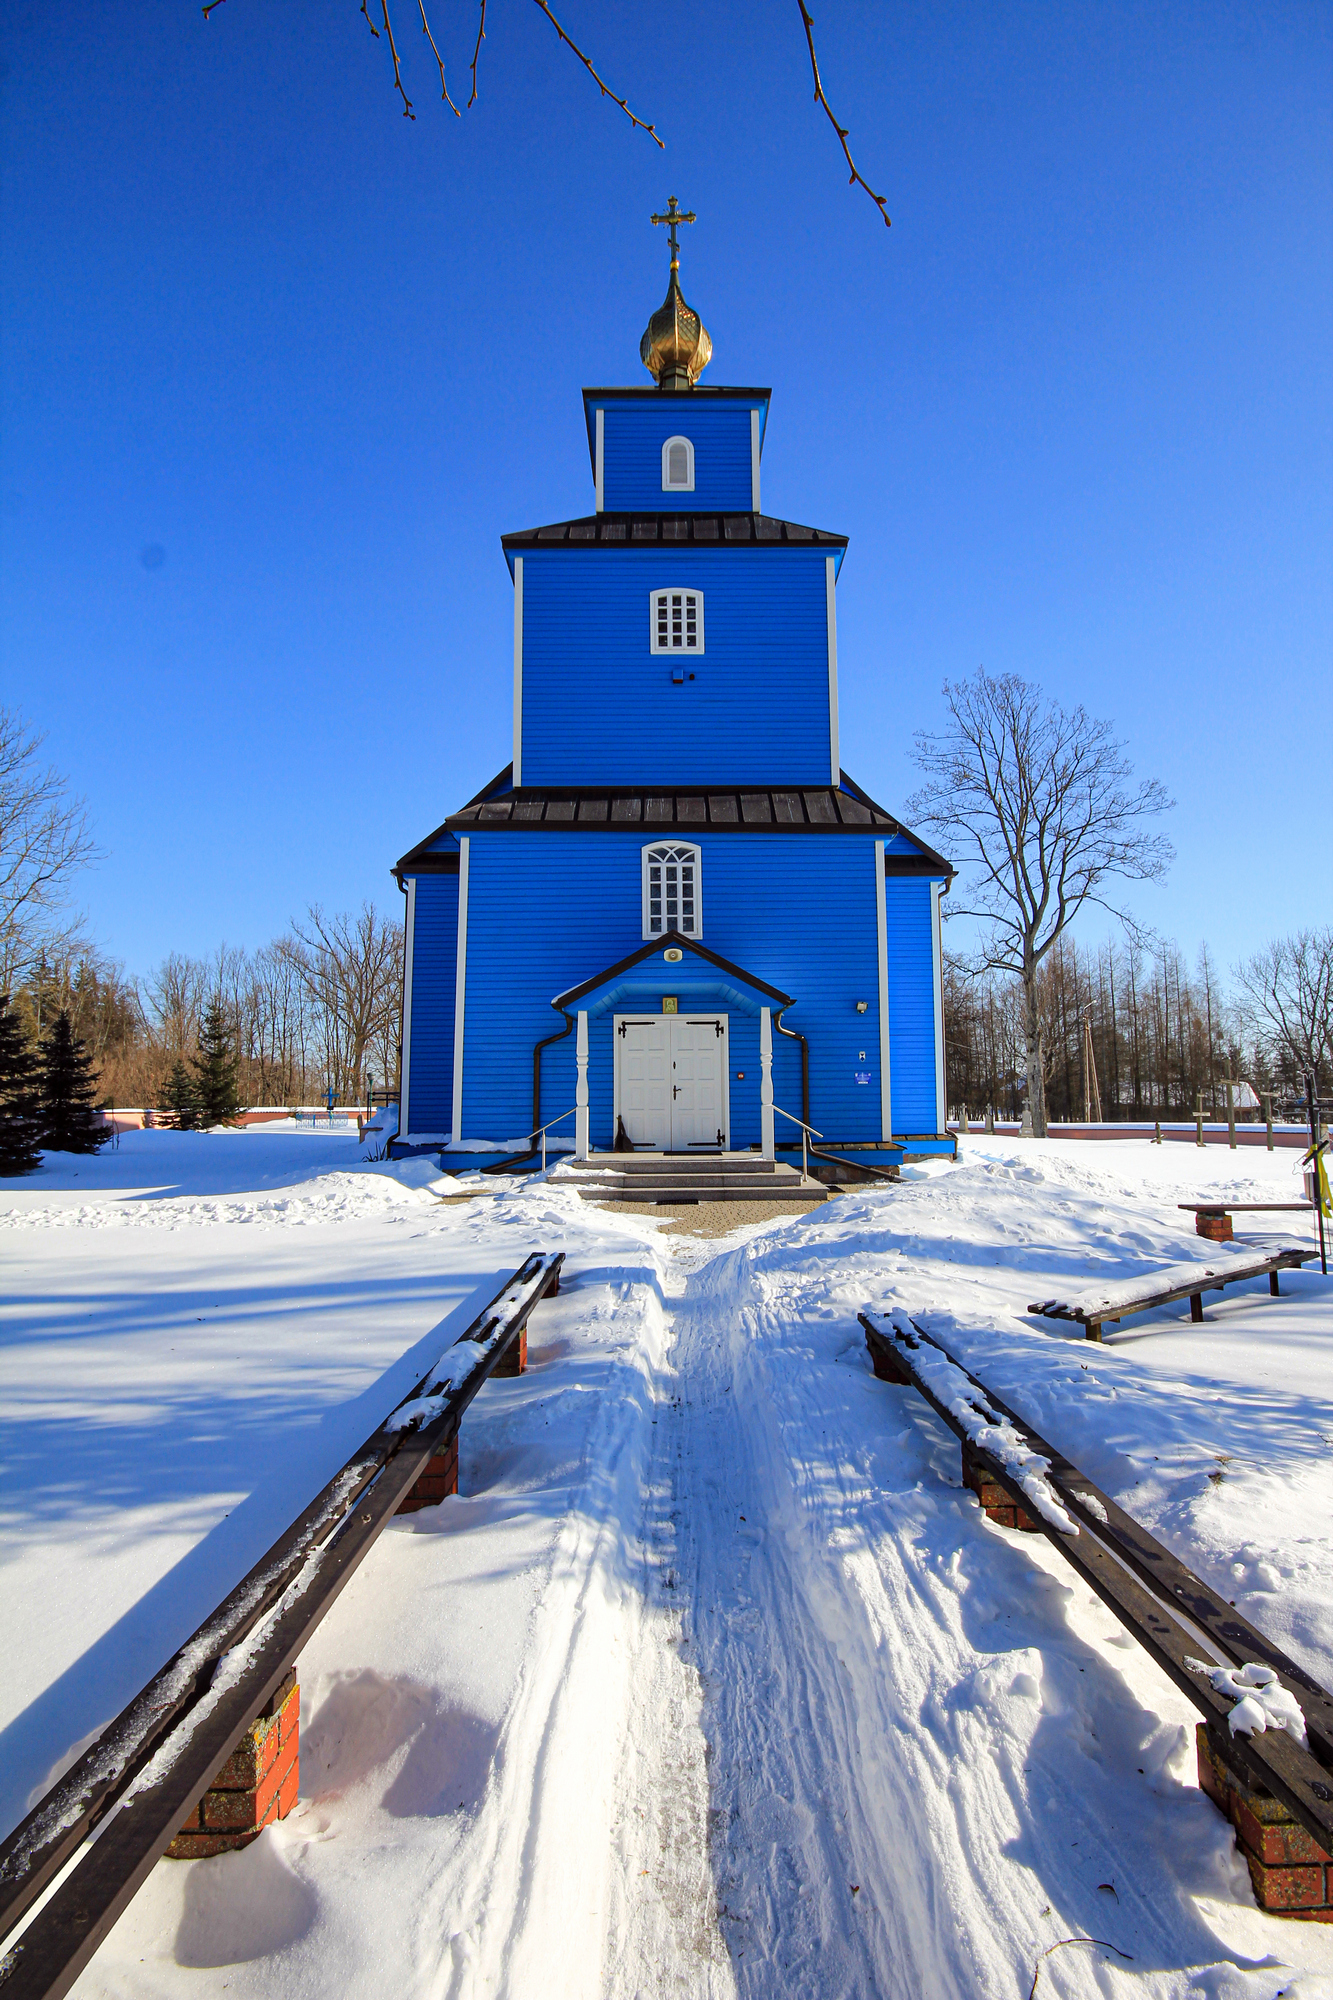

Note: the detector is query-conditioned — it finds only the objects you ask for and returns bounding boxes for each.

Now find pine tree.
[161,1059,198,1131]
[0,994,43,1175]
[191,999,242,1128]
[38,1011,111,1153]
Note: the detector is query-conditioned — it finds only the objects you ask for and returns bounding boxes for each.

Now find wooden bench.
[1028,1245,1317,1340]
[1179,1201,1313,1242]
[856,1308,1333,1896]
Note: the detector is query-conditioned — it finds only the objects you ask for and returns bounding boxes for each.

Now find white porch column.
[759,1006,775,1160]
[575,1011,590,1160]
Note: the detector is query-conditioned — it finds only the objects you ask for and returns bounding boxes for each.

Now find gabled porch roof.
[551,934,795,1018]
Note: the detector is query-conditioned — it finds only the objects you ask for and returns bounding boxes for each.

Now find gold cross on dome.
[650,196,696,270]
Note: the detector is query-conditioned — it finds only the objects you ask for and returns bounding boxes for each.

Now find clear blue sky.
[2,0,1329,981]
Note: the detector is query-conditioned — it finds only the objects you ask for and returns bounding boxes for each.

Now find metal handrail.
[533,1108,577,1171]
[774,1104,824,1180]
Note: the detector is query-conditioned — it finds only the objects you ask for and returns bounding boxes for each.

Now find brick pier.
[167,1671,300,1858]
[1198,1724,1333,1920]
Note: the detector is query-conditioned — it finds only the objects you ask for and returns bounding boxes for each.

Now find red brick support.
[167,1671,299,1858]
[1197,1724,1333,1920]
[961,1440,1040,1532]
[1196,1212,1235,1242]
[493,1326,527,1377]
[397,1432,459,1513]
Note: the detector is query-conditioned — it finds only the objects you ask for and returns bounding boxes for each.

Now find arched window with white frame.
[642,842,701,939]
[661,435,695,491]
[649,588,704,654]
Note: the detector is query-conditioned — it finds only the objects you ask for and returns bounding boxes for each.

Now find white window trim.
[649,587,705,655]
[595,408,605,512]
[661,434,695,492]
[750,408,761,511]
[641,840,703,941]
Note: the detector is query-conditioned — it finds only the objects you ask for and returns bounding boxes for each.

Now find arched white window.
[642,843,701,939]
[661,435,695,491]
[649,588,704,654]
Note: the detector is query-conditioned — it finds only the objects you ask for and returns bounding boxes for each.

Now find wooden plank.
[0,1253,562,1997]
[1179,1203,1313,1213]
[859,1312,1333,1851]
[1029,1248,1314,1330]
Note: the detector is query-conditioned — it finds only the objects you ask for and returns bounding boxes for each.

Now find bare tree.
[140,951,209,1058]
[908,671,1173,1136]
[286,904,404,1100]
[0,709,99,994]
[204,1,891,228]
[1234,929,1333,1099]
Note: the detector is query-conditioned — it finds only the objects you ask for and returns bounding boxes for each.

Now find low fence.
[953,1120,1310,1150]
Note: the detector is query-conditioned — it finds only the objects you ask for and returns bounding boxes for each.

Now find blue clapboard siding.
[884,878,939,1133]
[592,399,761,512]
[520,549,833,787]
[446,831,942,1147]
[403,873,458,1135]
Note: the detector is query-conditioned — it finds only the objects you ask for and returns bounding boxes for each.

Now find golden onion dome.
[641,197,712,391]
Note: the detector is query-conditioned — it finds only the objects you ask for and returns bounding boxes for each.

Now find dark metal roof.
[450,785,885,829]
[394,770,953,880]
[501,512,847,551]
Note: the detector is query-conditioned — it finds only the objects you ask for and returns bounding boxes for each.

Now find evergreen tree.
[191,999,242,1127]
[38,1011,111,1153]
[0,994,43,1175]
[161,1059,198,1131]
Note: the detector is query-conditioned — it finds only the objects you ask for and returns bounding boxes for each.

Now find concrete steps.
[550,1152,829,1206]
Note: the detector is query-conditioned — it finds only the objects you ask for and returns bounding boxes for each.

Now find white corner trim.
[398,876,416,1141]
[931,880,947,1134]
[750,408,761,512]
[575,1010,590,1160]
[875,841,892,1141]
[759,1006,775,1160]
[512,557,523,786]
[826,556,841,786]
[595,408,604,513]
[451,838,470,1147]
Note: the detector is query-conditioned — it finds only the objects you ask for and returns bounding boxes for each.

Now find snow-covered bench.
[1028,1245,1317,1341]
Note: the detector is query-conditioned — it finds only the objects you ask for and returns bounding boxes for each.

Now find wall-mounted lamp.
[855,1000,868,1014]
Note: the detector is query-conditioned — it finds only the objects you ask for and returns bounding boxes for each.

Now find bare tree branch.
[380,0,416,118]
[469,0,488,107]
[796,0,891,227]
[527,0,662,145]
[419,0,460,114]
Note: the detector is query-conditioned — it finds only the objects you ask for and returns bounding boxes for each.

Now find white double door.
[615,1013,729,1150]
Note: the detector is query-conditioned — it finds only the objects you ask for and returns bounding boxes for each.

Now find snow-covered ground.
[2,1130,1331,1998]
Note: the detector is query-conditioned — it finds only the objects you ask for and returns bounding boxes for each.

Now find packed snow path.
[2,1131,1332,1996]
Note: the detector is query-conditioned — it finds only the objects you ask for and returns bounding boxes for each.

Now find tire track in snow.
[662,1237,1283,1999]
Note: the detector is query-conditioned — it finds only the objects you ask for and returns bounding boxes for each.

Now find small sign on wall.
[855,1071,871,1085]
[662,996,678,1014]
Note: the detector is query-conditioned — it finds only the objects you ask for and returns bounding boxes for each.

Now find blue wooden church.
[392,204,952,1166]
